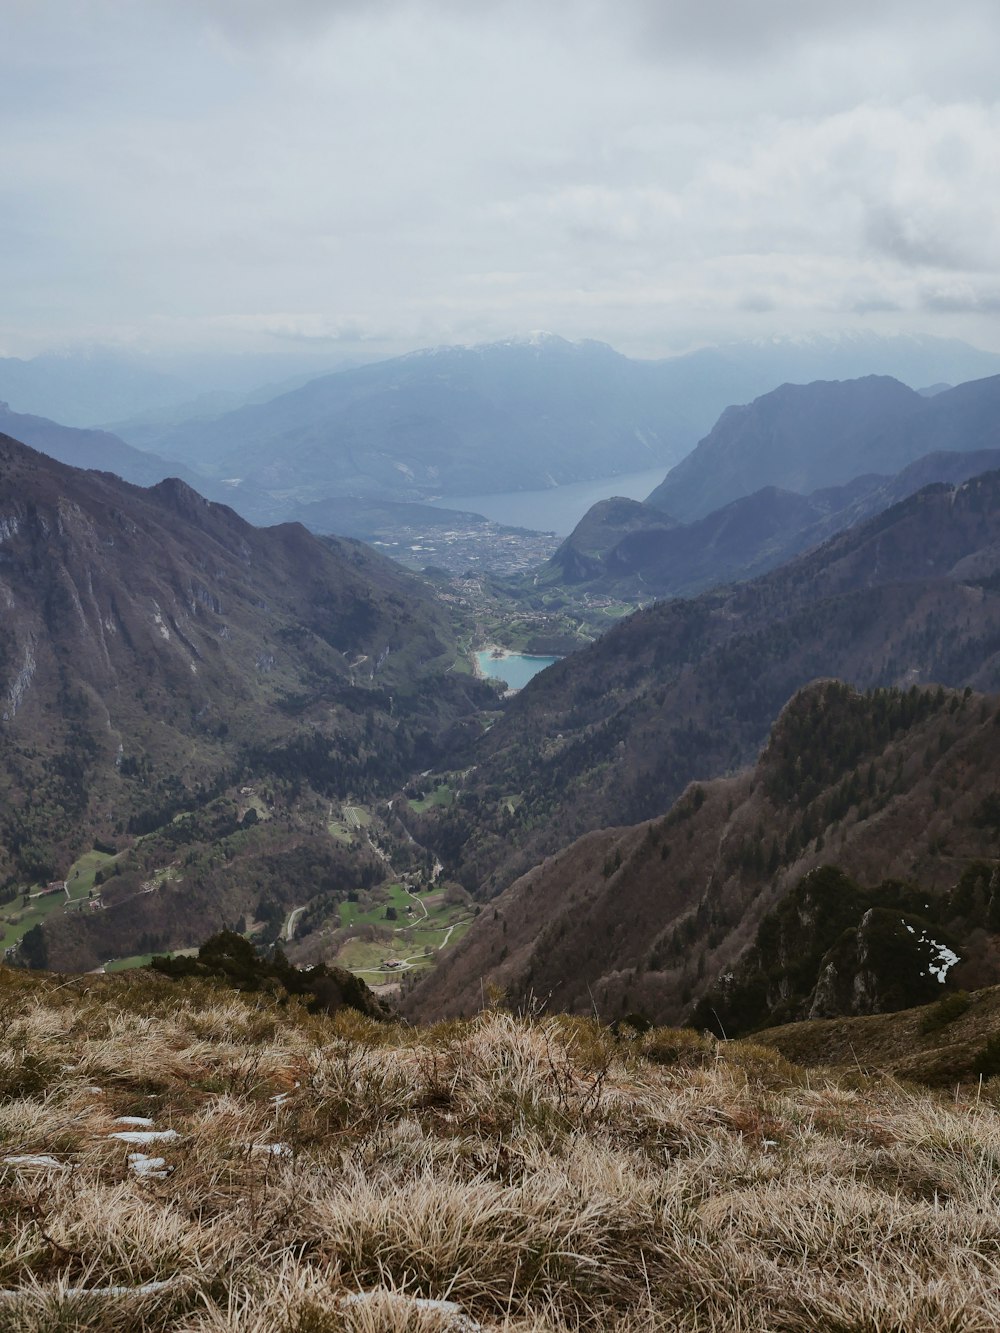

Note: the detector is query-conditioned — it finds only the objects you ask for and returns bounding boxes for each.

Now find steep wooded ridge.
[0,435,490,964]
[406,680,1000,1031]
[411,470,1000,896]
[646,372,1000,520]
[545,446,1000,599]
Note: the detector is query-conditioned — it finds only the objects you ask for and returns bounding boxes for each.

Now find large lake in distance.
[431,465,668,536]
[475,651,559,690]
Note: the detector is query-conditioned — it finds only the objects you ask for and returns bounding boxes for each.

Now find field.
[328,803,373,843]
[407,783,454,814]
[333,883,474,979]
[0,849,118,953]
[3,968,1000,1331]
[337,882,419,929]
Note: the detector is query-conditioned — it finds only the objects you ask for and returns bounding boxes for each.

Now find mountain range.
[95,332,1000,514]
[405,679,1000,1029]
[544,447,1000,599]
[0,434,490,966]
[647,372,1000,520]
[409,468,1000,899]
[9,343,1000,1034]
[532,372,1000,600]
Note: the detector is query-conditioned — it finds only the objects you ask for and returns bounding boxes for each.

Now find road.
[283,906,307,942]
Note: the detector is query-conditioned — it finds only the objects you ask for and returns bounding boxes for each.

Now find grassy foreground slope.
[3,968,1000,1331]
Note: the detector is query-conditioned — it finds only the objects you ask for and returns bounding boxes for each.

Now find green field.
[334,936,399,974]
[105,946,198,974]
[328,803,372,842]
[104,952,156,973]
[67,848,119,896]
[0,848,119,953]
[334,882,475,978]
[338,882,417,928]
[408,782,454,813]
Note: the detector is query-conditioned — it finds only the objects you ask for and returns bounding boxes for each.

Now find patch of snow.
[2,1155,67,1170]
[902,920,961,983]
[110,1129,179,1145]
[341,1291,482,1330]
[250,1142,292,1157]
[925,938,960,983]
[128,1153,170,1179]
[115,1116,155,1127]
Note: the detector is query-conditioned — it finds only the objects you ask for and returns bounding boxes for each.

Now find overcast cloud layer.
[3,0,1000,359]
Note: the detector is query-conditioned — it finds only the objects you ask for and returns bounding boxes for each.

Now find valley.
[11,7,1000,1326]
[6,355,1000,1044]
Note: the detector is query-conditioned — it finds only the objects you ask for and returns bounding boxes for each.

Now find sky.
[3,0,1000,362]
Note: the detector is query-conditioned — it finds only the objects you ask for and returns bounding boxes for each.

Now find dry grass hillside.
[4,965,1000,1330]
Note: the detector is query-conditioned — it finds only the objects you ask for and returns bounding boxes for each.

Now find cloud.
[919,285,1000,314]
[3,1,1000,358]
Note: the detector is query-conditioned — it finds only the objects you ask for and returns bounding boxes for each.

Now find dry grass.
[2,969,1000,1330]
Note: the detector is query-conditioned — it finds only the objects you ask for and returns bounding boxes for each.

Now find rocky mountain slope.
[0,434,489,962]
[410,469,1000,896]
[542,446,1000,599]
[647,373,1000,521]
[406,680,1000,1031]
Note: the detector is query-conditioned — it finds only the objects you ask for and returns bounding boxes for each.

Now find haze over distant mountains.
[535,373,1000,599]
[82,331,1000,513]
[647,373,1000,520]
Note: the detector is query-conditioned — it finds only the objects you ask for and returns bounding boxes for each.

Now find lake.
[475,650,560,690]
[433,466,668,537]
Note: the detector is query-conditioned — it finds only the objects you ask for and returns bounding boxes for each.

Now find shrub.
[919,990,972,1035]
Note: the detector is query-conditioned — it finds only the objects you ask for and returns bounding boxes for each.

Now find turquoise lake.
[475,651,560,690]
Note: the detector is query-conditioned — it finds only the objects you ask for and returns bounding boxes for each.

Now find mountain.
[407,470,1000,897]
[0,350,187,427]
[129,334,699,503]
[542,447,1000,598]
[0,348,356,428]
[405,680,1000,1031]
[0,434,490,967]
[544,496,679,583]
[0,402,206,490]
[647,373,1000,521]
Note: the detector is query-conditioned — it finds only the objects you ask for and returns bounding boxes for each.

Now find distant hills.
[91,331,1000,513]
[409,468,1000,897]
[0,401,204,491]
[647,373,1000,520]
[405,679,1000,1032]
[544,445,1000,599]
[122,334,698,503]
[536,372,1000,600]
